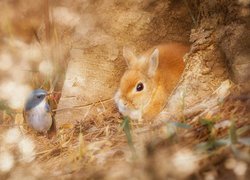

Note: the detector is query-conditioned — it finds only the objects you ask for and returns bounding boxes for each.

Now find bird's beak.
[46,92,52,96]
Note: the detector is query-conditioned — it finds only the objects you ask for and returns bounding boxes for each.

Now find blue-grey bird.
[24,89,52,133]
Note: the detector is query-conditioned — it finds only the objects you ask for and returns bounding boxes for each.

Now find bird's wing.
[45,102,51,113]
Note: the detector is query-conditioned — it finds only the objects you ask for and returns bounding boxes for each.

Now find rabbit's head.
[115,47,159,120]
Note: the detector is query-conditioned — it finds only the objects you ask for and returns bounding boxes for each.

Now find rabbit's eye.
[136,83,144,92]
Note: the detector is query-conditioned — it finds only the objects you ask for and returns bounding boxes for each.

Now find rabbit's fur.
[115,43,190,121]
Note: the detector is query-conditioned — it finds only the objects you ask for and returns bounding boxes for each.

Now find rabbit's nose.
[122,100,129,107]
[122,100,130,108]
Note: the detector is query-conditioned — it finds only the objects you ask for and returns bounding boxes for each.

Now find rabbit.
[114,42,190,121]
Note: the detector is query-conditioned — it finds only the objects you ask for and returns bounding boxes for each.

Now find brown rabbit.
[115,43,190,121]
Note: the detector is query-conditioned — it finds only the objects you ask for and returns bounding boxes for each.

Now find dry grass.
[2,88,248,179]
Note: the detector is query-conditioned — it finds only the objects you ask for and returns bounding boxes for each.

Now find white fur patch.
[114,90,126,114]
[128,109,142,120]
[114,90,142,120]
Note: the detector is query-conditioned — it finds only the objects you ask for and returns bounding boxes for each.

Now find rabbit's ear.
[147,48,159,77]
[123,46,137,68]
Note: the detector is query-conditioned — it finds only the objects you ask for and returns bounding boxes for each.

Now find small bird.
[24,89,52,134]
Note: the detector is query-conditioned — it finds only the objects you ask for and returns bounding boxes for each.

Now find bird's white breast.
[26,100,52,133]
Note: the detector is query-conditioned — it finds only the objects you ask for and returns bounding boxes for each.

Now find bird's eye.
[37,95,43,99]
[136,82,144,92]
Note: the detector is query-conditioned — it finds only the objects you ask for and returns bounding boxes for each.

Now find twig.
[35,148,55,156]
[53,98,113,112]
[184,0,198,26]
[44,0,50,42]
[80,104,93,133]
